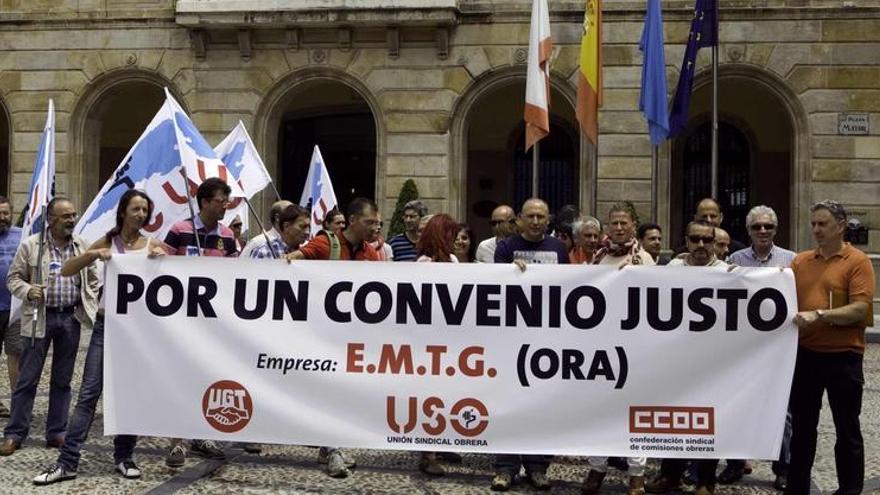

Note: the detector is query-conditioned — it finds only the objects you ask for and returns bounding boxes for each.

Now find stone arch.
[69,69,187,210]
[449,65,590,227]
[253,66,384,217]
[666,63,811,250]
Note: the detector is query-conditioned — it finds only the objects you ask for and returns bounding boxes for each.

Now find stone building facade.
[0,0,877,273]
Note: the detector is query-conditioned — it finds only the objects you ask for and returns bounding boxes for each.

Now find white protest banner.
[104,257,797,459]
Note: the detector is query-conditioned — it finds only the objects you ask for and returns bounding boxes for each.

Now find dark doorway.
[278,111,376,209]
[82,81,165,202]
[466,81,579,242]
[513,122,579,218]
[679,121,751,243]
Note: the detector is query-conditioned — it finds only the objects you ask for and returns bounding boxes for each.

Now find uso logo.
[629,406,714,435]
[202,380,253,433]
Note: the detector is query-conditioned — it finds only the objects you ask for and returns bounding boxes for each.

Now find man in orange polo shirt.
[286,197,381,477]
[788,200,875,495]
[289,197,381,262]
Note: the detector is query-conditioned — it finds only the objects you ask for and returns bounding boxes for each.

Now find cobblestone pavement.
[0,331,878,494]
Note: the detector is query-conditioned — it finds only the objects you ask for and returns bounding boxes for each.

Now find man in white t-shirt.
[475,204,516,263]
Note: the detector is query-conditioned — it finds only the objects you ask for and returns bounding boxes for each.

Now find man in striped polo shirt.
[162,178,237,468]
[388,200,426,262]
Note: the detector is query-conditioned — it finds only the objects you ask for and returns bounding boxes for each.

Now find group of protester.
[0,178,872,495]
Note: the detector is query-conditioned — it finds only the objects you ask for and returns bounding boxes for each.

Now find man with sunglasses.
[722,205,796,489]
[787,200,874,495]
[476,205,517,263]
[646,221,726,495]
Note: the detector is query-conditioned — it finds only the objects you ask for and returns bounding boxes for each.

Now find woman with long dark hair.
[33,189,166,486]
[453,223,476,263]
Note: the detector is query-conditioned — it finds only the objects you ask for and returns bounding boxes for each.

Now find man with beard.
[0,197,21,418]
[646,221,727,495]
[1,198,98,456]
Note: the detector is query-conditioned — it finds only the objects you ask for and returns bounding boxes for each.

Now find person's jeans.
[495,454,552,475]
[57,318,137,470]
[4,311,80,442]
[786,347,863,495]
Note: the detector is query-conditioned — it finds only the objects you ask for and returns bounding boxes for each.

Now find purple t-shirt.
[494,235,570,265]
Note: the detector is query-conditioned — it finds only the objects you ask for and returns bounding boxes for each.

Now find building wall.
[0,0,878,260]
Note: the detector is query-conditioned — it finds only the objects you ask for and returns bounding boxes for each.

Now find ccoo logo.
[202,380,253,433]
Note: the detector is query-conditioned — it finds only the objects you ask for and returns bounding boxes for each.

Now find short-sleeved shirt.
[298,232,380,261]
[494,235,569,265]
[475,237,498,263]
[0,226,22,311]
[388,233,418,262]
[250,237,289,260]
[728,244,796,268]
[165,217,238,257]
[667,256,728,268]
[791,243,875,354]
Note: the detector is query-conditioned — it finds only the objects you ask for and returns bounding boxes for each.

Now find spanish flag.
[576,0,602,145]
[524,0,552,152]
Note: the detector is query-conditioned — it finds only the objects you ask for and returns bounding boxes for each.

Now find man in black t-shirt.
[490,198,566,492]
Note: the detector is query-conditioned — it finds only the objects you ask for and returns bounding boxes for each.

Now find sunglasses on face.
[490,219,514,226]
[687,235,715,244]
[749,223,776,231]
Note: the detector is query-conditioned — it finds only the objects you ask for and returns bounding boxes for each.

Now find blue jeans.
[495,454,552,475]
[57,318,137,470]
[3,311,81,442]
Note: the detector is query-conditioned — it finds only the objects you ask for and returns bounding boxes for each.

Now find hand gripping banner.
[104,256,797,459]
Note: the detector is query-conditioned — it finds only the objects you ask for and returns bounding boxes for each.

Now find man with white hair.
[723,205,796,490]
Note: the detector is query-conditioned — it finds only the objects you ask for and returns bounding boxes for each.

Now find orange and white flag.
[524,0,552,151]
[576,0,602,145]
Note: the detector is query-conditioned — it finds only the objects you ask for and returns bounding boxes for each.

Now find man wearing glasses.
[723,205,795,490]
[476,205,517,263]
[163,178,238,468]
[1,198,98,456]
[646,220,726,495]
[787,200,874,495]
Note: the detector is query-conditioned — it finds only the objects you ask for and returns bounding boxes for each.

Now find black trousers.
[660,458,719,486]
[785,347,864,495]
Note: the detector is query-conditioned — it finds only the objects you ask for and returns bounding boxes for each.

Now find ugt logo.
[202,380,253,433]
[386,396,489,437]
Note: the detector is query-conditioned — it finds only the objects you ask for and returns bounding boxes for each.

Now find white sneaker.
[33,465,77,486]
[115,460,142,479]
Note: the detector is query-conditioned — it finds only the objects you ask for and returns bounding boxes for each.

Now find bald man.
[475,204,517,263]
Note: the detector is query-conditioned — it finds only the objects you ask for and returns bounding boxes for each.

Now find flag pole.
[710,25,719,199]
[651,145,659,222]
[180,167,203,255]
[243,196,279,259]
[532,141,540,198]
[30,205,47,346]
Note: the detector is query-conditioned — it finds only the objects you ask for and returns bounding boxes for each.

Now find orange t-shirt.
[791,243,875,353]
[298,233,380,261]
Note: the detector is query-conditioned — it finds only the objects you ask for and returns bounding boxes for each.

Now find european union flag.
[639,0,669,145]
[668,0,718,137]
